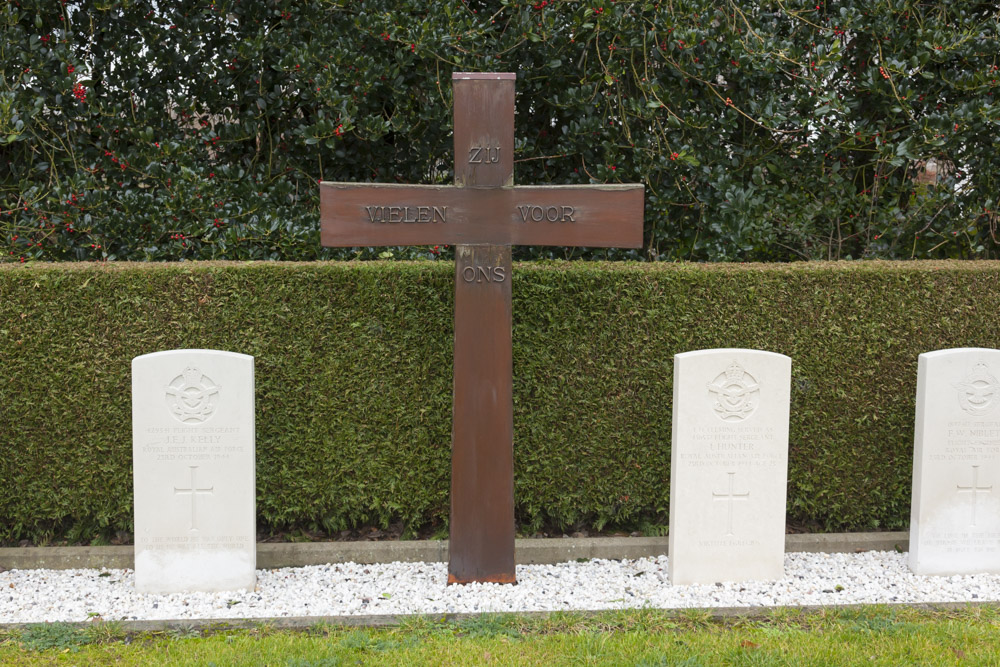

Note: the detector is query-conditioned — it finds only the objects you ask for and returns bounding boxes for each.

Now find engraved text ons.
[462,264,506,284]
[364,206,448,223]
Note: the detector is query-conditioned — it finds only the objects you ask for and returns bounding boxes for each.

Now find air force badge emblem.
[165,366,220,423]
[707,360,760,422]
[953,362,1000,416]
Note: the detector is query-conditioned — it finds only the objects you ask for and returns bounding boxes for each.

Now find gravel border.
[3,549,999,628]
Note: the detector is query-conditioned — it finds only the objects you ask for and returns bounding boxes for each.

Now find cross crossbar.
[320,183,643,247]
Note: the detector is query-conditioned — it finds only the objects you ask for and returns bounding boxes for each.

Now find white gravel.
[1,551,996,623]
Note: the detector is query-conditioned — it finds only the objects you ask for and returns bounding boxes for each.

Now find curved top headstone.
[132,349,256,593]
[668,348,791,585]
[910,347,1000,575]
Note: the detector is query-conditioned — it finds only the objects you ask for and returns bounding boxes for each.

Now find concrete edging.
[1,601,991,632]
[0,532,909,571]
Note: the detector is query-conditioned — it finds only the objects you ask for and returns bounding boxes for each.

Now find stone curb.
[0,601,991,632]
[0,532,909,571]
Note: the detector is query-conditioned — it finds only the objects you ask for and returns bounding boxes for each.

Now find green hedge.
[2,260,1000,544]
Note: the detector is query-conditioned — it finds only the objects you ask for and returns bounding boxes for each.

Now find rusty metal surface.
[453,72,517,79]
[453,74,515,189]
[319,183,644,248]
[448,74,517,585]
[318,72,645,585]
[450,244,515,585]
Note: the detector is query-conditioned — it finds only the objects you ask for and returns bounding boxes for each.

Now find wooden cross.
[320,72,644,584]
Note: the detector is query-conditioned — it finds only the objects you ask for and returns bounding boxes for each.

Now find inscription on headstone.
[132,349,256,593]
[669,349,791,585]
[909,348,1000,575]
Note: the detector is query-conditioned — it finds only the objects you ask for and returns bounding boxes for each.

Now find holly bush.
[1,0,998,263]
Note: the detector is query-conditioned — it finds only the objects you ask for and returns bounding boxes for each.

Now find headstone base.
[135,549,255,593]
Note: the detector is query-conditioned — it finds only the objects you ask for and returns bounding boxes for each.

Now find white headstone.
[668,348,791,585]
[909,347,1000,575]
[132,349,256,593]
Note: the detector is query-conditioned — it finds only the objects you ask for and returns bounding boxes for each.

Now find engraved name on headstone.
[132,349,256,593]
[320,73,644,584]
[669,349,791,585]
[909,348,1000,575]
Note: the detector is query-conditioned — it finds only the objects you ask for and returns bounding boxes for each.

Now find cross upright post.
[450,73,517,584]
[320,72,644,584]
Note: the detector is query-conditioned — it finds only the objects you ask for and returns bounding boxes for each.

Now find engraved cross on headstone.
[712,471,750,537]
[174,465,214,532]
[320,73,644,584]
[957,464,992,527]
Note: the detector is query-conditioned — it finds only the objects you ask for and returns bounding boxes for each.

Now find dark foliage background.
[3,260,1000,544]
[2,0,998,263]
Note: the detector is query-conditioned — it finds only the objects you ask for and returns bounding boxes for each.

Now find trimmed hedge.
[2,260,1000,544]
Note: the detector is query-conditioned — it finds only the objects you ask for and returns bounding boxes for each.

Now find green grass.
[3,606,1000,665]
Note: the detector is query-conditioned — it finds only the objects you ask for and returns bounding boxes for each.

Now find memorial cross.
[320,73,644,584]
[712,471,750,537]
[174,465,214,532]
[956,464,993,527]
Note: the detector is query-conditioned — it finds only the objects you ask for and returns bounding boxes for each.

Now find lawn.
[2,606,998,666]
